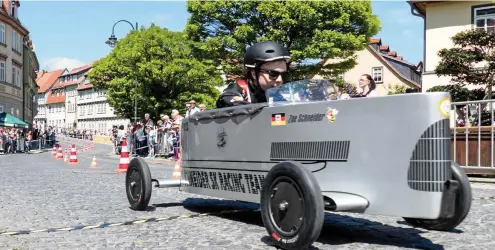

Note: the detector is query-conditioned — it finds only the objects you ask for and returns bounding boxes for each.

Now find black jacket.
[216,81,267,109]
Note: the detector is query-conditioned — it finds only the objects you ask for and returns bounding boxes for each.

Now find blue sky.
[19,0,424,71]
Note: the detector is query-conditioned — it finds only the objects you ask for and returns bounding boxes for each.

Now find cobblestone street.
[0,138,494,249]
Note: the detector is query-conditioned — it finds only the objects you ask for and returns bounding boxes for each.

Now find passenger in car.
[354,74,377,98]
[216,41,292,108]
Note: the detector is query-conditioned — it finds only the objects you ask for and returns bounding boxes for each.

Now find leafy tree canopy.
[185,0,381,81]
[435,29,495,88]
[88,24,224,121]
[427,84,486,102]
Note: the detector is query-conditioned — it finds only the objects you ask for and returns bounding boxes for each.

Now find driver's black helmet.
[244,41,291,69]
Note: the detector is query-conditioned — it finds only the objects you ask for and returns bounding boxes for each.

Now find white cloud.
[41,57,86,71]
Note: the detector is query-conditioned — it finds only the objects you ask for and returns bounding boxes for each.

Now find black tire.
[126,157,153,211]
[403,162,472,231]
[260,161,324,250]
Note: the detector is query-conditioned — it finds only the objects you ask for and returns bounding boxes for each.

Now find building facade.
[76,68,129,134]
[22,38,39,127]
[409,1,495,91]
[35,63,130,135]
[311,38,422,95]
[0,0,31,121]
[34,69,64,131]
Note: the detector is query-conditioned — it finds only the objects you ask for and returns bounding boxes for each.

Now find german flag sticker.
[271,113,286,126]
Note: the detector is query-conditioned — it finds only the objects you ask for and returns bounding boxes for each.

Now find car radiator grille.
[270,141,350,161]
[408,119,452,192]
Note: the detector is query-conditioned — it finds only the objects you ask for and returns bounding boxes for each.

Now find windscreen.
[265,79,338,105]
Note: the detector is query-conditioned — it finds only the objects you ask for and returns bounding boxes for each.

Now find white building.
[44,79,66,130]
[76,68,129,134]
[34,69,64,131]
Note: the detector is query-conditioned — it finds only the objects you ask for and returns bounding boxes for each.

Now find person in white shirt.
[355,74,377,97]
[185,100,200,117]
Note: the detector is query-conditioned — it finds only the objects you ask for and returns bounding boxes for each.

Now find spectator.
[198,104,206,111]
[185,100,200,117]
[143,113,154,127]
[171,109,183,124]
[354,74,377,97]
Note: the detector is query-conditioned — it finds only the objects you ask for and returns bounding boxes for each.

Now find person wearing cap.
[185,100,200,117]
[216,41,291,108]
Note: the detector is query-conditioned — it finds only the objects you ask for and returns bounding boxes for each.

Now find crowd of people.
[110,100,206,160]
[0,125,56,154]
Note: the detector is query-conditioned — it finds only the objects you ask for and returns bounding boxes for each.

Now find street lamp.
[105,20,139,124]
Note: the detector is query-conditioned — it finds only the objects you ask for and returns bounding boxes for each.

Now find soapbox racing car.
[125,79,472,250]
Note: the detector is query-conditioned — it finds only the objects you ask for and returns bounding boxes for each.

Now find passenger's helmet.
[244,41,291,68]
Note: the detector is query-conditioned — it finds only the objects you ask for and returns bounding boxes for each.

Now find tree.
[88,24,224,120]
[385,84,408,95]
[185,0,381,81]
[427,85,486,102]
[435,29,495,90]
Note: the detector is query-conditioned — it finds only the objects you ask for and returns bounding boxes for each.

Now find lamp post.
[105,20,139,124]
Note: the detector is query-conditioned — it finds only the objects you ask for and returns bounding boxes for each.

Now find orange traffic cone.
[56,145,63,160]
[115,138,129,173]
[172,159,181,179]
[63,149,68,162]
[51,145,57,157]
[90,156,97,168]
[67,144,79,165]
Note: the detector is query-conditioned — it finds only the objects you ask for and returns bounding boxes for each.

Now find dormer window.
[9,1,18,18]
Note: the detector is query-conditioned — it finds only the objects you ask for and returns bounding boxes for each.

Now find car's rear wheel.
[403,162,472,231]
[260,161,324,250]
[126,158,152,211]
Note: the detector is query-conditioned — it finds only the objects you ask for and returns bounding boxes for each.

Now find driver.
[216,41,291,108]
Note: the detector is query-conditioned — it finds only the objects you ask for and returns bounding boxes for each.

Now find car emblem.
[217,128,227,148]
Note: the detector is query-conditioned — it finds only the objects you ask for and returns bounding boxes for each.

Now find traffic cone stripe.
[120,158,130,164]
[115,138,129,173]
[172,160,181,179]
[68,144,79,165]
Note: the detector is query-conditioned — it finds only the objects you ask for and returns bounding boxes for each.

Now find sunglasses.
[259,69,286,80]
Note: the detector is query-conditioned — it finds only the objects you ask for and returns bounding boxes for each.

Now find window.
[474,5,495,34]
[0,23,5,44]
[11,30,21,52]
[0,61,5,82]
[11,66,20,87]
[372,67,383,83]
[0,105,3,113]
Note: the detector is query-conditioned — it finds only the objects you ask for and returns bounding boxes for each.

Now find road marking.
[0,209,257,236]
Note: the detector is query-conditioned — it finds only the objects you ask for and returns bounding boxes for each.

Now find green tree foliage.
[185,0,381,81]
[435,29,495,87]
[427,84,486,102]
[88,24,224,120]
[386,84,408,95]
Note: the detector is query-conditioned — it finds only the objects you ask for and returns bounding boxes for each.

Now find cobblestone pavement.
[0,138,495,249]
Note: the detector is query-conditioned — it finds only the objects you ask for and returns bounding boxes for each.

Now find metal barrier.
[0,136,56,154]
[452,99,495,175]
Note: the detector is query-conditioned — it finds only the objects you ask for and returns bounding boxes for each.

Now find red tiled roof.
[71,62,94,74]
[53,75,86,89]
[379,45,389,52]
[45,89,66,104]
[369,38,381,44]
[77,83,94,91]
[309,37,422,88]
[36,69,65,93]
